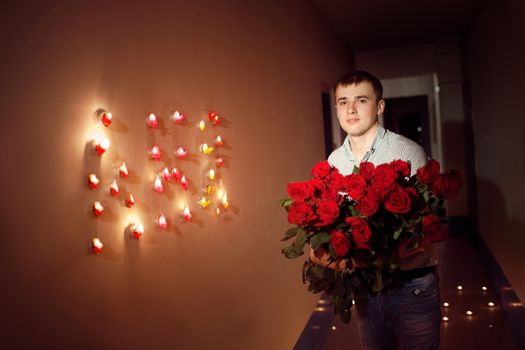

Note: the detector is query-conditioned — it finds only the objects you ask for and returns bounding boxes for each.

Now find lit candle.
[482,286,488,291]
[208,111,220,125]
[216,156,224,167]
[92,201,104,216]
[199,143,214,155]
[442,316,449,322]
[162,167,172,181]
[150,146,161,160]
[131,222,144,239]
[216,207,221,216]
[183,204,192,221]
[180,174,188,191]
[91,238,104,253]
[443,302,450,307]
[88,174,100,188]
[110,180,119,196]
[125,193,135,208]
[176,146,188,159]
[221,190,229,209]
[171,111,186,123]
[154,176,163,193]
[148,113,159,128]
[157,214,168,229]
[457,285,463,291]
[119,162,128,178]
[215,135,224,147]
[198,120,206,131]
[466,310,473,316]
[208,169,215,181]
[94,137,110,155]
[199,196,211,208]
[206,184,215,195]
[100,112,112,127]
[488,302,495,307]
[171,167,181,182]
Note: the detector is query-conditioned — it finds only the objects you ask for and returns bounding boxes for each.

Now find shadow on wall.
[475,176,525,348]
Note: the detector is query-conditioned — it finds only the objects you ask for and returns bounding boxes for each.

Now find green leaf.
[392,226,403,240]
[295,228,308,251]
[352,165,359,174]
[281,245,303,259]
[281,227,303,241]
[310,232,331,250]
[280,198,294,209]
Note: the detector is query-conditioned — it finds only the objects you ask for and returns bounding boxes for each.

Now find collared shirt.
[328,124,436,270]
[327,124,428,177]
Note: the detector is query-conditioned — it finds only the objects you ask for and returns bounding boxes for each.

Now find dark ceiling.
[311,0,484,51]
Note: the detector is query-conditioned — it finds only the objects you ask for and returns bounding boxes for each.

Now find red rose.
[345,174,367,200]
[367,182,388,201]
[431,170,463,199]
[345,217,372,249]
[315,201,340,226]
[390,159,410,178]
[423,215,448,242]
[359,161,376,180]
[321,188,340,202]
[330,231,351,257]
[375,164,396,188]
[287,181,313,201]
[384,187,411,214]
[311,161,333,179]
[328,172,345,192]
[308,179,324,197]
[416,159,440,185]
[287,201,317,225]
[355,196,379,217]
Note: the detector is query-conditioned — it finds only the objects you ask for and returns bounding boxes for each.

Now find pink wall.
[464,0,525,302]
[0,1,352,349]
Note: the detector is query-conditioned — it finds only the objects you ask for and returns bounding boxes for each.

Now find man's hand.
[309,247,346,271]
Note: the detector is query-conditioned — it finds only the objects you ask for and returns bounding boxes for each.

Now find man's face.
[335,82,384,138]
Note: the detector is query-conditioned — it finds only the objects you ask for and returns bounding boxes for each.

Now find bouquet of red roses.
[280,159,462,323]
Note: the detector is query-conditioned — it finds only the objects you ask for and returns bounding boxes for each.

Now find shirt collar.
[343,124,386,160]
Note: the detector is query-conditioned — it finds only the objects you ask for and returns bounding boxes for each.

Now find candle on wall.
[148,113,159,128]
[199,197,211,208]
[176,146,188,159]
[208,169,216,181]
[222,190,229,209]
[171,111,186,124]
[162,167,172,181]
[215,135,223,147]
[198,120,206,131]
[208,111,220,125]
[92,201,104,216]
[205,185,215,195]
[154,176,163,193]
[157,214,168,229]
[91,238,104,253]
[199,143,214,155]
[119,162,128,178]
[180,174,188,191]
[110,180,119,196]
[131,222,144,239]
[125,193,135,208]
[216,156,224,167]
[150,146,161,160]
[100,112,112,127]
[88,174,100,188]
[182,204,192,221]
[94,136,110,155]
[171,167,182,182]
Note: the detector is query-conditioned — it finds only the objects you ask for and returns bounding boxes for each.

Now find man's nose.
[347,101,357,114]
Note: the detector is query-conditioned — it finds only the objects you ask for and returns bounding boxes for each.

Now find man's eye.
[359,99,367,103]
[338,101,346,106]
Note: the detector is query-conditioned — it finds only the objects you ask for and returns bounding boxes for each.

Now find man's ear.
[377,99,385,115]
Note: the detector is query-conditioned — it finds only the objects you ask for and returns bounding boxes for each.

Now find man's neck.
[348,123,380,162]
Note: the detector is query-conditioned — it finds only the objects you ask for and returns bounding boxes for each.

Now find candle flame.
[92,238,104,253]
[209,169,215,181]
[206,185,215,195]
[162,167,172,181]
[93,201,104,216]
[148,113,158,128]
[198,120,206,131]
[222,190,229,209]
[101,112,112,127]
[180,174,188,191]
[208,111,220,125]
[199,197,211,208]
[200,143,214,155]
[215,135,223,147]
[177,146,188,159]
[158,214,168,229]
[110,180,119,195]
[132,222,144,238]
[154,176,163,193]
[126,193,135,207]
[151,146,161,160]
[172,111,185,123]
[119,162,128,178]
[88,174,100,188]
[216,156,224,167]
[183,204,192,221]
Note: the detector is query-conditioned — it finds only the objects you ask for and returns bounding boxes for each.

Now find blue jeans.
[355,272,441,350]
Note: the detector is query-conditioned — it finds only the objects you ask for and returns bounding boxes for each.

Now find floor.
[319,235,523,349]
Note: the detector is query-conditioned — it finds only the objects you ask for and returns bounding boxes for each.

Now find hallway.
[302,235,523,349]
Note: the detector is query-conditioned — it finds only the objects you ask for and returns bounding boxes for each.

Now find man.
[309,71,441,350]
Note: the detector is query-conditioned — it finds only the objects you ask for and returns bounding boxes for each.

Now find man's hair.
[334,71,383,101]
